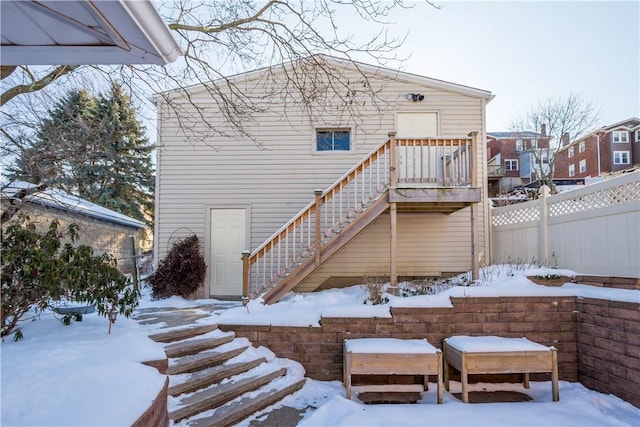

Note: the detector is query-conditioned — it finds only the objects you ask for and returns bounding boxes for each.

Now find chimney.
[541,123,547,136]
[561,133,570,146]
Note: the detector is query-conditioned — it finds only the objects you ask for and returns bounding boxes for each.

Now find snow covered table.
[343,338,443,404]
[443,336,559,403]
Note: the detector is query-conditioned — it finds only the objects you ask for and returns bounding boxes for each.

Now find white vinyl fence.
[491,171,640,278]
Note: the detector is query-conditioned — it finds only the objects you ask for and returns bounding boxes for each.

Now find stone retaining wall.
[220,295,640,408]
[576,298,640,407]
[221,296,579,382]
[131,377,169,427]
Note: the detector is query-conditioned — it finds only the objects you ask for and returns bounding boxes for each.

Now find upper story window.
[613,151,630,165]
[316,129,351,152]
[530,139,537,149]
[635,130,640,142]
[612,131,629,143]
[569,164,575,177]
[568,146,575,157]
[505,159,519,171]
[515,139,523,152]
[578,141,586,153]
[579,159,587,173]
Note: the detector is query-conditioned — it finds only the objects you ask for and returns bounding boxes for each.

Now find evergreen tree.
[11,84,154,224]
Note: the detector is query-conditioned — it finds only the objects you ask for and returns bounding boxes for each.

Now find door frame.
[394,110,441,136]
[204,204,251,298]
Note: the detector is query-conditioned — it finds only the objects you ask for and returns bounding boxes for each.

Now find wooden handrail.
[246,134,478,299]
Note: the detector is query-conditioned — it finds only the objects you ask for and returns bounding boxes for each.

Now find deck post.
[468,131,478,187]
[388,132,398,294]
[241,250,251,304]
[314,189,323,267]
[468,131,479,281]
[471,203,479,281]
[389,132,397,187]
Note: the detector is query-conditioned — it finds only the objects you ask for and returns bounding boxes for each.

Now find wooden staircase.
[244,133,481,304]
[150,325,306,427]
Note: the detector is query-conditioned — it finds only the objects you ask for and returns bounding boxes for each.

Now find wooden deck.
[246,132,483,303]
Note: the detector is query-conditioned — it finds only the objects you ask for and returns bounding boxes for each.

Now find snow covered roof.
[2,181,146,229]
[487,131,544,139]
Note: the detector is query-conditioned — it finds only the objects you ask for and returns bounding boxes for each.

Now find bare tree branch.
[1,65,78,106]
[510,92,600,192]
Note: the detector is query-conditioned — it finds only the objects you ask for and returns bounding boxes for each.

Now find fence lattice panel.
[492,204,539,226]
[549,180,640,217]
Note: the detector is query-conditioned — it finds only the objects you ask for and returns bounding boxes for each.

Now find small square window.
[569,164,575,177]
[579,159,587,173]
[505,159,519,171]
[578,141,586,153]
[613,151,630,165]
[316,129,351,152]
[568,146,574,158]
[612,131,628,143]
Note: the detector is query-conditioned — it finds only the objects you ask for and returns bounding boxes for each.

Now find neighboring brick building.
[555,118,640,178]
[486,127,551,196]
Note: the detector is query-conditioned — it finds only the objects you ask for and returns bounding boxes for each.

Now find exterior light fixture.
[108,305,118,334]
[406,93,425,102]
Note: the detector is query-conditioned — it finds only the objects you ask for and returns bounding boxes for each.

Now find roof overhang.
[1,0,182,65]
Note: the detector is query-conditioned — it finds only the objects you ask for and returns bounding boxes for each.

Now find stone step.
[170,367,287,423]
[166,345,248,375]
[187,378,307,427]
[165,334,235,358]
[169,358,267,397]
[149,324,219,343]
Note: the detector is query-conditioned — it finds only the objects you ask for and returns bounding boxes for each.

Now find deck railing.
[243,133,477,299]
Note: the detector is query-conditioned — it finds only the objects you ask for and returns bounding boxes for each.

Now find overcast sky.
[372,1,639,132]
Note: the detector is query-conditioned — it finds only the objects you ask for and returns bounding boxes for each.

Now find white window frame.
[578,141,586,153]
[579,159,587,173]
[613,151,630,165]
[505,159,519,171]
[635,130,640,142]
[612,131,628,144]
[568,164,575,177]
[530,139,537,149]
[515,139,523,152]
[568,146,574,158]
[314,128,353,153]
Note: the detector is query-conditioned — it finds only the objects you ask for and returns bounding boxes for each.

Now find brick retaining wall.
[221,296,579,382]
[220,295,640,408]
[131,377,169,427]
[576,298,640,407]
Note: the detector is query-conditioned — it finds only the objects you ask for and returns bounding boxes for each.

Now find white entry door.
[396,112,439,182]
[210,208,246,297]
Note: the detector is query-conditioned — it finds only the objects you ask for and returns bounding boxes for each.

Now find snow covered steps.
[154,324,306,426]
[149,324,219,343]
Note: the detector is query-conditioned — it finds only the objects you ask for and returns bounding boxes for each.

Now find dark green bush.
[148,235,206,298]
[1,216,139,338]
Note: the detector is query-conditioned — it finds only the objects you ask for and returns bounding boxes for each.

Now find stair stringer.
[262,192,390,304]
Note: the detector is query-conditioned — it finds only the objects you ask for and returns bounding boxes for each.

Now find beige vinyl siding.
[299,209,478,292]
[156,59,489,296]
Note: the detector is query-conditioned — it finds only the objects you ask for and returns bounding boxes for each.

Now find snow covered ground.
[2,265,639,426]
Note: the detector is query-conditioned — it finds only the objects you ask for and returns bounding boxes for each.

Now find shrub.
[1,216,139,338]
[148,235,206,298]
[363,275,389,305]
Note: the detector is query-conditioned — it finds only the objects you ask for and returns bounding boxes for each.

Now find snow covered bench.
[443,336,559,403]
[343,338,443,404]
